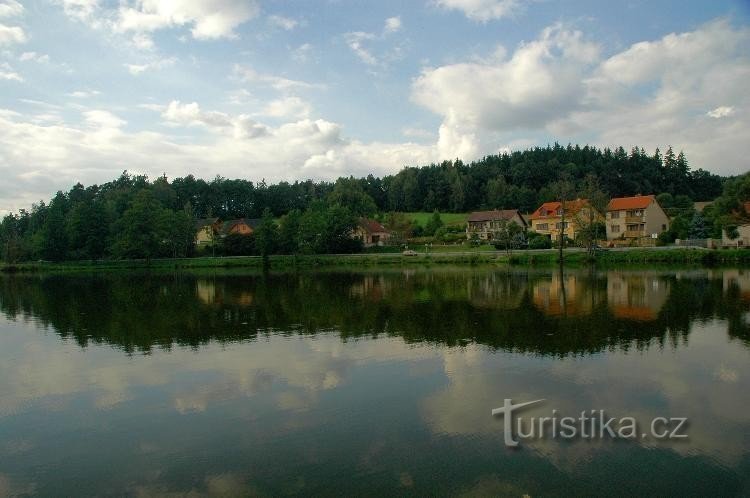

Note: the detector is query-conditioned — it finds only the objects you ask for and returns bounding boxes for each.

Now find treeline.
[0,143,741,262]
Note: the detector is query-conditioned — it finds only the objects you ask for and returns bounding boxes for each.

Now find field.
[406,212,469,227]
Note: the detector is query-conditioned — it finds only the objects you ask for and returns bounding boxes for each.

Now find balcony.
[625,216,644,224]
[625,230,645,238]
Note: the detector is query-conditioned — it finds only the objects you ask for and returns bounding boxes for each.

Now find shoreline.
[2,248,749,274]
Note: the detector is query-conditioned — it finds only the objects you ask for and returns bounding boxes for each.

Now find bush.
[527,232,552,249]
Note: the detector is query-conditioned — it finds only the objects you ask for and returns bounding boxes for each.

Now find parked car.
[402,250,418,256]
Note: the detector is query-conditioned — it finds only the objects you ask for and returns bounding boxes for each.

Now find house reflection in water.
[531,272,605,317]
[467,273,527,310]
[197,279,217,305]
[196,279,254,306]
[607,272,669,321]
[722,269,750,304]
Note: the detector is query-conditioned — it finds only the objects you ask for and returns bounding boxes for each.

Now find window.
[537,223,549,231]
[661,224,667,231]
[611,225,620,233]
[626,224,643,232]
[611,211,620,219]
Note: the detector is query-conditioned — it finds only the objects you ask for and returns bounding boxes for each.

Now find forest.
[0,143,746,262]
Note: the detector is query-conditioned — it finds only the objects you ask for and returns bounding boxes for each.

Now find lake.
[0,268,749,497]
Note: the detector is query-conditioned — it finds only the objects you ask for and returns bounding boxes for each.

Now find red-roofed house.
[606,195,669,240]
[529,199,598,242]
[354,218,391,247]
[466,210,527,240]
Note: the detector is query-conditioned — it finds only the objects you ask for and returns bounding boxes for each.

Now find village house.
[195,218,220,245]
[466,210,527,240]
[606,195,670,241]
[722,224,750,248]
[528,199,598,242]
[220,218,261,238]
[354,218,391,247]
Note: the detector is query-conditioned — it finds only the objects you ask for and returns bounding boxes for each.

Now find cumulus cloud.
[114,0,259,40]
[411,19,750,174]
[0,0,23,18]
[0,102,436,213]
[0,23,26,45]
[161,100,269,139]
[435,0,527,22]
[260,96,312,120]
[412,24,599,156]
[57,0,258,41]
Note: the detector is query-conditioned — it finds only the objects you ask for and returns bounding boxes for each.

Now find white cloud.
[402,127,435,140]
[0,103,436,213]
[0,61,21,81]
[268,14,298,31]
[706,106,735,119]
[57,0,100,23]
[84,109,125,129]
[19,51,50,63]
[344,31,378,65]
[0,23,26,45]
[411,20,750,175]
[435,0,527,22]
[124,56,176,75]
[115,0,260,40]
[232,64,320,91]
[0,0,23,18]
[344,17,404,67]
[291,43,313,62]
[131,32,154,51]
[67,90,101,98]
[260,96,312,120]
[384,16,402,34]
[412,24,599,156]
[162,100,269,139]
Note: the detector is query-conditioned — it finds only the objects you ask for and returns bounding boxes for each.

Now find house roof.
[607,195,655,211]
[195,217,219,230]
[220,218,259,235]
[468,209,525,225]
[529,199,589,220]
[359,218,389,234]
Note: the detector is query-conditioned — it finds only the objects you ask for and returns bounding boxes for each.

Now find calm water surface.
[0,268,749,497]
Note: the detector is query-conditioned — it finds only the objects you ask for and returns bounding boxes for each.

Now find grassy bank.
[2,248,750,274]
[406,212,469,227]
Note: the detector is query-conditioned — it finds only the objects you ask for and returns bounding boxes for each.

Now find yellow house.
[529,199,600,242]
[195,218,220,245]
[606,195,670,240]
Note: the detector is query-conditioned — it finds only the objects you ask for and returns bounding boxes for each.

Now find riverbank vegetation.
[3,248,749,274]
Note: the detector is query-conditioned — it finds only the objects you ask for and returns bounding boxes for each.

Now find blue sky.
[0,0,749,213]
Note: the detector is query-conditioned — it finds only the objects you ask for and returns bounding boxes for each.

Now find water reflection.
[2,268,749,354]
[0,268,749,496]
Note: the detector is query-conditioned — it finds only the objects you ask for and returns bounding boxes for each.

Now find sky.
[0,0,749,214]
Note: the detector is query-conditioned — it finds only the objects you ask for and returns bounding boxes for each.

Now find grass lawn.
[406,212,469,227]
